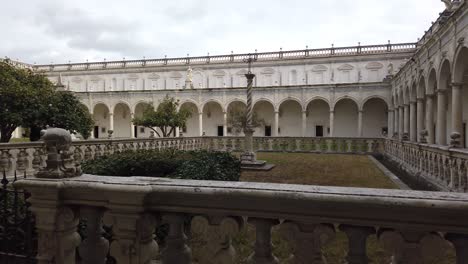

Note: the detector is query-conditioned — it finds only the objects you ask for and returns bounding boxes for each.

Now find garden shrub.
[82,149,241,182]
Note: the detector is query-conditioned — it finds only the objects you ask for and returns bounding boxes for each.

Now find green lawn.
[216,152,456,264]
[241,152,398,189]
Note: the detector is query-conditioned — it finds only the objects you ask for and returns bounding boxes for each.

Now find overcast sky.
[0,0,445,64]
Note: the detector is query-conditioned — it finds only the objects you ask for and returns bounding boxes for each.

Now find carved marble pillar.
[302,111,307,137]
[130,113,136,138]
[416,98,425,142]
[109,112,114,132]
[199,112,203,136]
[223,112,228,136]
[358,110,363,137]
[404,104,410,138]
[452,83,464,147]
[436,89,447,145]
[329,111,335,137]
[410,101,417,142]
[426,94,435,144]
[399,106,404,140]
[388,110,394,138]
[273,111,279,136]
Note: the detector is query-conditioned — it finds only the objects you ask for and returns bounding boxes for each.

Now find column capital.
[409,100,417,104]
[426,93,435,98]
[109,112,114,116]
[388,109,395,112]
[451,82,464,88]
[329,110,335,114]
[436,89,447,94]
[416,97,425,102]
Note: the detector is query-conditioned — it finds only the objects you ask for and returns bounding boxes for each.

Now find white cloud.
[0,0,445,64]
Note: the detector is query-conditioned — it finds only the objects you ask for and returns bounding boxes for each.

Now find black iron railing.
[0,171,36,264]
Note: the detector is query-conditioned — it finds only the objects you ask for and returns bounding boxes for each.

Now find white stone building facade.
[11,2,468,144]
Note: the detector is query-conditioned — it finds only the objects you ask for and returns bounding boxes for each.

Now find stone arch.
[305,98,331,137]
[427,68,438,95]
[360,95,390,112]
[278,99,302,136]
[253,99,275,136]
[132,100,152,114]
[334,97,359,137]
[113,102,132,138]
[439,59,452,144]
[452,46,468,147]
[133,101,153,138]
[277,97,303,112]
[305,96,331,111]
[226,99,247,112]
[92,103,110,139]
[417,75,426,99]
[332,96,359,111]
[362,97,388,137]
[201,99,225,113]
[202,101,224,136]
[180,101,200,137]
[179,99,200,113]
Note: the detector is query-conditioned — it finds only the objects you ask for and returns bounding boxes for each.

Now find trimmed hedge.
[82,149,241,182]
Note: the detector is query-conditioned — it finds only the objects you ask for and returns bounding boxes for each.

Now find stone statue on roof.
[185,67,194,89]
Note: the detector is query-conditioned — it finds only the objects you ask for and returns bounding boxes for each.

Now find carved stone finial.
[450,132,461,148]
[420,130,428,144]
[36,128,81,178]
[402,132,409,141]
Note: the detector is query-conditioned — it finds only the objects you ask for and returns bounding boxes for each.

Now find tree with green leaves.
[227,104,264,135]
[0,59,94,142]
[132,96,191,138]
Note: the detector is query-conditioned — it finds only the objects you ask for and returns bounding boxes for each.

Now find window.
[140,127,145,133]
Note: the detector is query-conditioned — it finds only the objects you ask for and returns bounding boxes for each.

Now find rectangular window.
[140,127,145,133]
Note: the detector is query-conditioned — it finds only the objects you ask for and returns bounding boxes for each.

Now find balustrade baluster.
[446,233,468,264]
[280,222,336,264]
[247,218,279,264]
[191,215,243,264]
[340,225,375,264]
[161,213,191,264]
[0,149,11,175]
[79,206,109,264]
[107,212,158,264]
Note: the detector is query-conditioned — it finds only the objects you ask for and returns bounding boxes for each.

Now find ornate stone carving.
[191,215,242,264]
[36,128,81,178]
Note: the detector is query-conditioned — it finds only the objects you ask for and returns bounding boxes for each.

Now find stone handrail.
[384,139,468,192]
[31,42,416,72]
[15,174,468,264]
[0,137,383,178]
[0,137,207,177]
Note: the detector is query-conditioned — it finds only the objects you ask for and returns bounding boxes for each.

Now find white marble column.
[452,83,464,146]
[273,111,279,136]
[426,95,435,144]
[399,106,404,140]
[388,110,394,138]
[416,98,425,142]
[436,89,447,145]
[175,127,180,137]
[199,112,203,136]
[409,101,417,142]
[130,113,135,138]
[223,112,228,137]
[301,111,307,137]
[394,107,399,138]
[329,111,335,137]
[403,104,409,139]
[109,112,114,132]
[357,110,363,137]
